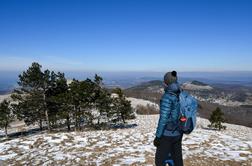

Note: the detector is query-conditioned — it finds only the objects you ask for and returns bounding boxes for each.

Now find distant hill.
[124,80,163,104]
[126,80,162,91]
[124,79,252,127]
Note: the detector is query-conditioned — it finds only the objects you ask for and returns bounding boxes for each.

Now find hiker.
[154,71,183,166]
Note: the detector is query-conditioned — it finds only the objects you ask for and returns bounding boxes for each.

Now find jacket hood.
[164,82,181,94]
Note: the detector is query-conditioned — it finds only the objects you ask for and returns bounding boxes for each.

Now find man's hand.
[153,137,161,147]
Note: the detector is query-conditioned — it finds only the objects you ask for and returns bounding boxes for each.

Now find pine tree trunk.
[43,93,50,132]
[78,107,82,131]
[117,110,120,123]
[74,105,78,131]
[39,119,43,131]
[4,124,8,138]
[121,114,125,123]
[66,115,70,131]
[45,109,50,131]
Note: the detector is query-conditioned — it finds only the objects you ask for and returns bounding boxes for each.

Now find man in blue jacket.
[154,71,183,166]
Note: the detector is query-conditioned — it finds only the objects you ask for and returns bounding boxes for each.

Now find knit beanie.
[164,71,177,85]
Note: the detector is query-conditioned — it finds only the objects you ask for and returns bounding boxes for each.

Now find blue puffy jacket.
[155,82,182,138]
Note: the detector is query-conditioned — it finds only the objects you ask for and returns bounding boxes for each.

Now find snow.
[0,97,251,165]
[0,115,251,165]
[0,153,18,160]
[182,120,252,162]
[119,156,145,165]
[127,97,159,109]
[0,129,4,136]
[182,82,213,91]
[0,94,11,102]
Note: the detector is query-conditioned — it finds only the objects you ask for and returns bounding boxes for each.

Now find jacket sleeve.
[155,94,172,138]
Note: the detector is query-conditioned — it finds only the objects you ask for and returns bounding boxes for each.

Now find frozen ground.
[0,115,251,166]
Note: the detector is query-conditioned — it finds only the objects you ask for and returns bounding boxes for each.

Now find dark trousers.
[155,135,183,166]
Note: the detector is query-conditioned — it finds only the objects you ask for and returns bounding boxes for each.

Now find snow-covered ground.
[127,97,159,110]
[0,130,4,136]
[0,94,11,102]
[193,95,247,107]
[182,82,213,91]
[0,115,251,166]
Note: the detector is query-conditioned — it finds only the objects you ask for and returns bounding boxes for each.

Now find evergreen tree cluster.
[208,107,226,130]
[0,62,135,136]
[0,100,14,137]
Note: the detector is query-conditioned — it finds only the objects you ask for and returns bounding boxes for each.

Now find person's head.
[163,71,177,86]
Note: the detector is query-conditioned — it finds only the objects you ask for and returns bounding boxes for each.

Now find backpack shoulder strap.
[167,88,182,99]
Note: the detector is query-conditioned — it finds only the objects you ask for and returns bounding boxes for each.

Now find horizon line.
[1,69,252,73]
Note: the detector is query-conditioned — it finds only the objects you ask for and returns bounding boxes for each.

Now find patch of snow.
[0,153,17,160]
[127,97,158,109]
[0,94,11,102]
[111,93,119,98]
[182,82,213,91]
[119,156,145,165]
[0,129,4,136]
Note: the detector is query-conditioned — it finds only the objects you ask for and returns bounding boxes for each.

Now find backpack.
[178,91,198,134]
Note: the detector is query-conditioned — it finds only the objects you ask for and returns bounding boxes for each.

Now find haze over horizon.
[1,0,252,72]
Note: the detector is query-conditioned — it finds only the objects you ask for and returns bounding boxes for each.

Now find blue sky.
[0,0,252,72]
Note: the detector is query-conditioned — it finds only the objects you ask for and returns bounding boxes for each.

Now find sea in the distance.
[1,71,252,95]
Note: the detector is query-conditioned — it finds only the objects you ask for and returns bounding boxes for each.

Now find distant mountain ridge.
[124,79,252,127]
[126,79,252,106]
[126,79,214,93]
[126,80,162,91]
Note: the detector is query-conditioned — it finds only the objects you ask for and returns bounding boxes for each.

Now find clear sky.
[0,0,252,72]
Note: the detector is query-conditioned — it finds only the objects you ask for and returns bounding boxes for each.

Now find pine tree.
[10,64,135,132]
[92,74,111,126]
[95,87,112,126]
[67,79,95,130]
[208,107,226,130]
[94,74,103,86]
[12,91,45,130]
[67,79,81,131]
[81,78,98,127]
[12,62,61,131]
[120,99,135,123]
[46,72,68,128]
[52,90,72,131]
[112,88,135,123]
[0,100,14,137]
